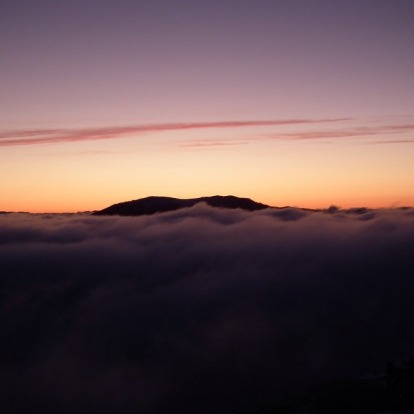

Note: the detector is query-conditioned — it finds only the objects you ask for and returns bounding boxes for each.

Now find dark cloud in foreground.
[1,205,414,413]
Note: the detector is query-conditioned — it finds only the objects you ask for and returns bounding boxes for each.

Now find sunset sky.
[2,0,414,212]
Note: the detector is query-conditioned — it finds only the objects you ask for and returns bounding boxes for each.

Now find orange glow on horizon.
[4,191,414,214]
[2,118,414,214]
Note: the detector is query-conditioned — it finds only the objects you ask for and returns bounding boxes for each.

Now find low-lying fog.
[1,204,414,413]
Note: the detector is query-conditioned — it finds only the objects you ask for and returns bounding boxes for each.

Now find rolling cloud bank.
[1,205,414,413]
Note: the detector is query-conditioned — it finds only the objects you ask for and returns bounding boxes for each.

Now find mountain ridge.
[93,195,270,216]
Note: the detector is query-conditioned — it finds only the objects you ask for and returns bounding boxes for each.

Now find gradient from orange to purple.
[1,0,414,212]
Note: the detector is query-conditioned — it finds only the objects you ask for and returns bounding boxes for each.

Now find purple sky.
[1,0,414,211]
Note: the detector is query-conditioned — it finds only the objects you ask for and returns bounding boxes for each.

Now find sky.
[1,0,414,212]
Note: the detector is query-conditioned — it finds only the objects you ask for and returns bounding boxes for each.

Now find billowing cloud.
[1,205,414,413]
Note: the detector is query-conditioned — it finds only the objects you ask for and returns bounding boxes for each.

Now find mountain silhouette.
[93,195,269,216]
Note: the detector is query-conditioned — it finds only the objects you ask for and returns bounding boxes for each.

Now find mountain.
[93,195,269,216]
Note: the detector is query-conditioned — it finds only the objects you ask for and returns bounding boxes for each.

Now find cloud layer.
[1,205,414,413]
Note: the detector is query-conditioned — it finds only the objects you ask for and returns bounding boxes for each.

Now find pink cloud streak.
[171,123,414,148]
[266,124,414,141]
[0,118,350,147]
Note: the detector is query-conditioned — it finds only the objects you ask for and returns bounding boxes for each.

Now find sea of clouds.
[1,204,414,413]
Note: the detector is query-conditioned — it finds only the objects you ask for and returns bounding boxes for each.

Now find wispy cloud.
[172,122,414,148]
[266,124,414,141]
[368,139,414,145]
[176,139,250,148]
[0,118,350,147]
[4,118,411,148]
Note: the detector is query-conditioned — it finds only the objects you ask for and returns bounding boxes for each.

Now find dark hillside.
[94,195,269,216]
